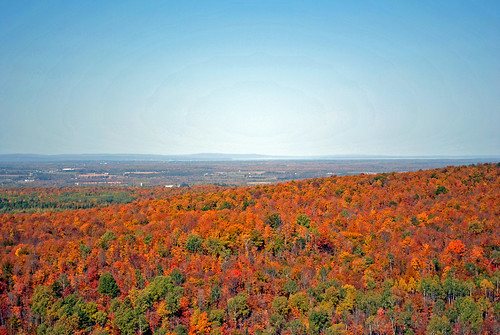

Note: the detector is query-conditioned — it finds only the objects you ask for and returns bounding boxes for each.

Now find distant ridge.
[0,153,273,162]
[0,153,499,163]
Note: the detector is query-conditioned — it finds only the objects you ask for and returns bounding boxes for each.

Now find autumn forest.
[0,163,499,335]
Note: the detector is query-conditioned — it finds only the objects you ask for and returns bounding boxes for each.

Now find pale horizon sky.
[1,1,499,157]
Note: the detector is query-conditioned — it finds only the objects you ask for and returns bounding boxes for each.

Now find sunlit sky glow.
[1,1,499,156]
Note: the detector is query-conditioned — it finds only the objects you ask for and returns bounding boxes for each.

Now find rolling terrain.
[1,157,497,188]
[0,163,499,334]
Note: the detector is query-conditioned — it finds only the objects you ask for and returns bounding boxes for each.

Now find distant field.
[0,158,497,188]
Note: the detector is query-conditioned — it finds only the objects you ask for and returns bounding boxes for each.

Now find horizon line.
[1,152,499,162]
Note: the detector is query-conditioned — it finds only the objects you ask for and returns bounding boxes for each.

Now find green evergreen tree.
[98,273,120,298]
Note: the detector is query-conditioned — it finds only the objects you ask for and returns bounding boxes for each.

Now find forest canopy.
[0,163,499,334]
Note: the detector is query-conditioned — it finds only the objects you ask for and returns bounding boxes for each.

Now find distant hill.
[0,153,272,162]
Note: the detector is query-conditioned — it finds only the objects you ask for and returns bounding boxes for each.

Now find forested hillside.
[0,164,499,334]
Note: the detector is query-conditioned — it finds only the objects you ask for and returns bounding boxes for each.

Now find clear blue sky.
[1,1,499,156]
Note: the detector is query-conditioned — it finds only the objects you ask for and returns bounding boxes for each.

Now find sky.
[0,1,499,157]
